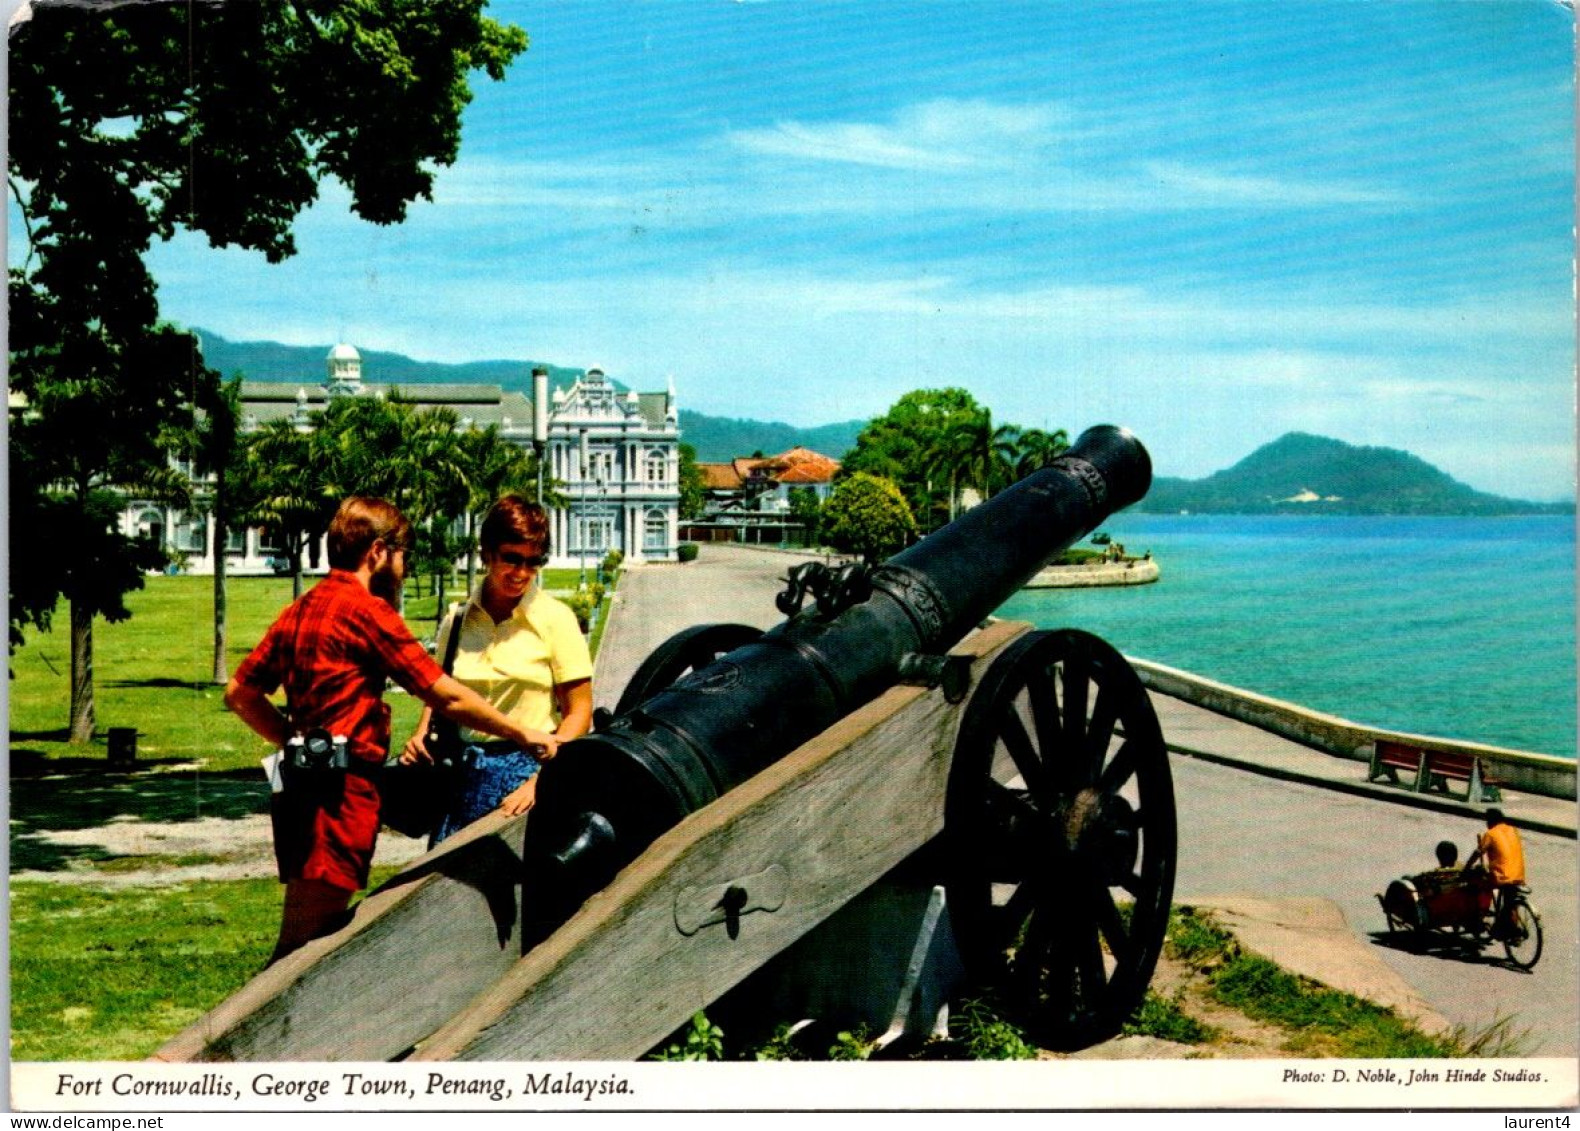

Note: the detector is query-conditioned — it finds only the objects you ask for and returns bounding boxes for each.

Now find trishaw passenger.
[1463,809,1526,938]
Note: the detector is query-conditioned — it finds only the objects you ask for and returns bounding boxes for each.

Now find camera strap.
[428,603,466,755]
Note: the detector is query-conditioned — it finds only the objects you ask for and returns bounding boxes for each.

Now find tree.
[841,388,986,530]
[1012,427,1072,478]
[677,443,707,522]
[6,312,199,739]
[187,373,272,683]
[821,473,919,563]
[8,0,528,738]
[246,418,337,601]
[787,486,823,547]
[945,412,1020,504]
[456,425,538,596]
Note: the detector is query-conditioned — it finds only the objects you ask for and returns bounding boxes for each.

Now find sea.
[995,514,1577,759]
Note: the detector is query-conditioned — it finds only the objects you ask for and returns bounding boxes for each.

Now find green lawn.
[10,865,405,1061]
[9,569,603,776]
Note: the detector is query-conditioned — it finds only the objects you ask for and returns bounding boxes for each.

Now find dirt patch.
[11,811,428,887]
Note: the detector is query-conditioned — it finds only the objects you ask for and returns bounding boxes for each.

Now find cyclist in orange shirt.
[1463,809,1526,939]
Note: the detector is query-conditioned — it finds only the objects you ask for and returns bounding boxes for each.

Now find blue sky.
[17,0,1579,498]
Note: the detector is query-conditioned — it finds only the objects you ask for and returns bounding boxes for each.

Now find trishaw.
[1378,866,1542,970]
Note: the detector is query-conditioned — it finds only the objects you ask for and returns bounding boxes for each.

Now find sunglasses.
[496,550,548,570]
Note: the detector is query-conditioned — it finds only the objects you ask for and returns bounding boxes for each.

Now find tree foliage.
[842,388,1075,531]
[821,472,918,563]
[677,442,707,521]
[7,0,528,733]
[787,486,823,546]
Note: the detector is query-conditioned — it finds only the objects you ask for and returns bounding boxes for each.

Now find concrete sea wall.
[1131,658,1577,802]
[1025,558,1160,588]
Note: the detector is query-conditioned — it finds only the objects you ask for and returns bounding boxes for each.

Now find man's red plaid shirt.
[234,570,444,763]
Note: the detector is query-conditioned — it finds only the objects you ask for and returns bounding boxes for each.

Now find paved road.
[596,544,1578,1055]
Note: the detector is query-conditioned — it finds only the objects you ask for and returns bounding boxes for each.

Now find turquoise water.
[996,515,1577,757]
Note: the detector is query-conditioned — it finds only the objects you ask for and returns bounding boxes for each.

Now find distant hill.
[1140,432,1572,516]
[677,411,864,463]
[195,329,867,462]
[195,329,585,393]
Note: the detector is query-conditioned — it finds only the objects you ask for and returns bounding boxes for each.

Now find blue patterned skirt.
[429,744,541,847]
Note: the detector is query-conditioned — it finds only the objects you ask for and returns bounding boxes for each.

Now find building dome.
[326,342,364,393]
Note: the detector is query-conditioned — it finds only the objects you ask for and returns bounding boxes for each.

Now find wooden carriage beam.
[154,807,537,1062]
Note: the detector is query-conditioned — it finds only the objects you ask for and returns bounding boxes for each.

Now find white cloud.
[1140,160,1409,208]
[728,98,1068,172]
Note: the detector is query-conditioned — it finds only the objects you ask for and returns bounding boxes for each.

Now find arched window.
[645,449,667,484]
[643,508,668,551]
[135,509,164,547]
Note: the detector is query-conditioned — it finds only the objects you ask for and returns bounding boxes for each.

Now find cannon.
[513,423,1174,1045]
[159,424,1175,1062]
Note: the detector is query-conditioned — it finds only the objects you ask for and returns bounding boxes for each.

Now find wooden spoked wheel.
[612,623,766,716]
[945,628,1177,1049]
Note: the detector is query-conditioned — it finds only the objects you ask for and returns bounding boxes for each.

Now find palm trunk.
[69,598,94,744]
[464,511,478,595]
[212,480,230,683]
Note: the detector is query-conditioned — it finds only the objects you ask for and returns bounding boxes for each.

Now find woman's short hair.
[480,495,551,555]
[327,497,412,569]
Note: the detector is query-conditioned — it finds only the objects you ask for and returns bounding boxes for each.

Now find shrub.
[677,542,699,563]
[949,996,1037,1060]
[649,1012,725,1061]
[821,472,918,563]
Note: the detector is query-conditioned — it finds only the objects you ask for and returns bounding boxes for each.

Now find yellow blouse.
[435,586,593,740]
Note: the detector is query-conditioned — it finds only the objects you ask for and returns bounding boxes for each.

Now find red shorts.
[271,769,382,892]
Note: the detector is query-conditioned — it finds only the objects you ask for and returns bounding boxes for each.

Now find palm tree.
[943,411,1021,510]
[189,374,270,682]
[247,418,335,601]
[1012,427,1071,479]
[456,425,535,594]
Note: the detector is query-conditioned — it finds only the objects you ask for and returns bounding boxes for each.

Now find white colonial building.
[547,365,682,570]
[118,345,682,574]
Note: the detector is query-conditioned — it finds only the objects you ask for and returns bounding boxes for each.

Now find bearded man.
[225,496,560,962]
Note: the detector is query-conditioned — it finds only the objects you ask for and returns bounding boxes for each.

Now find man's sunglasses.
[496,550,549,570]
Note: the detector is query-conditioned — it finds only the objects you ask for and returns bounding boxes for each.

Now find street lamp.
[532,366,549,509]
[578,428,590,587]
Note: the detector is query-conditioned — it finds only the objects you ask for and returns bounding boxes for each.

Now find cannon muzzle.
[524,425,1151,938]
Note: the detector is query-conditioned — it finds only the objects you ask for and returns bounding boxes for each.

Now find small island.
[1026,541,1160,589]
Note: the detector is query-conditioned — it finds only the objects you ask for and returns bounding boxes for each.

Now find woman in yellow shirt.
[402,496,594,844]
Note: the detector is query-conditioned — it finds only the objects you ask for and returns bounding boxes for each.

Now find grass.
[1162,906,1489,1058]
[9,568,612,776]
[9,864,406,1061]
[9,879,280,1060]
[1121,990,1217,1045]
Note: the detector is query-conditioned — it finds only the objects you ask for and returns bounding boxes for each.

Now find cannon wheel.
[945,628,1177,1050]
[612,623,766,717]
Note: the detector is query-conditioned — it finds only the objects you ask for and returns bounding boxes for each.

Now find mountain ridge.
[193,332,1570,513]
[1140,432,1571,516]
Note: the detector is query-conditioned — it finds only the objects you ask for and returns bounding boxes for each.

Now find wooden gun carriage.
[158,426,1179,1062]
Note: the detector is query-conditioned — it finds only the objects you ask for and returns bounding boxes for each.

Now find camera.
[286,728,350,773]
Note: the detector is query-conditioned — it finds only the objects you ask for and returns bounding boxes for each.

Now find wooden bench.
[1367,739,1502,804]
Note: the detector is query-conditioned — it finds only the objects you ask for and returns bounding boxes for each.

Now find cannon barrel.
[525,424,1151,931]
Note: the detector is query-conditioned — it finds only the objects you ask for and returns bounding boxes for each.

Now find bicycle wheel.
[1502,900,1543,970]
